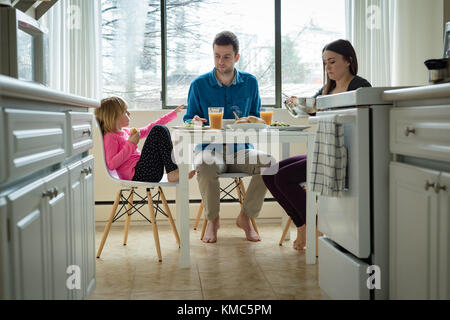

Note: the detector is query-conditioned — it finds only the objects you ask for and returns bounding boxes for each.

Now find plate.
[226,123,268,130]
[172,126,211,130]
[268,125,311,131]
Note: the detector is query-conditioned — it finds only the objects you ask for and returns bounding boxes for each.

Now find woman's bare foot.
[293,224,306,250]
[167,169,196,182]
[202,216,220,243]
[236,211,261,242]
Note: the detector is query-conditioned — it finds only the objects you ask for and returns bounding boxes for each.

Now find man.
[184,31,275,243]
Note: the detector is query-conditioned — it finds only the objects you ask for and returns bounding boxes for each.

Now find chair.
[193,173,259,239]
[95,122,180,262]
[279,182,321,256]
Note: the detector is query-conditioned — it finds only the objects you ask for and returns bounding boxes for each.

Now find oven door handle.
[308,113,356,125]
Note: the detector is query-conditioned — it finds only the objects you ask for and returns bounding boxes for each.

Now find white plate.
[268,125,311,131]
[226,123,268,130]
[172,126,211,130]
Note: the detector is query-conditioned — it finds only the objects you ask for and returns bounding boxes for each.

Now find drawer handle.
[88,167,93,174]
[434,183,447,194]
[82,129,91,136]
[425,181,435,191]
[52,187,59,198]
[42,190,54,199]
[405,127,416,136]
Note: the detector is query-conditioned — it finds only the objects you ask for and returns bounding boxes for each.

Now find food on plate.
[184,121,205,128]
[233,116,265,124]
[270,121,290,127]
[130,127,138,135]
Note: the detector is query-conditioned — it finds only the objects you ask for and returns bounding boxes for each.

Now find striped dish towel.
[309,115,347,197]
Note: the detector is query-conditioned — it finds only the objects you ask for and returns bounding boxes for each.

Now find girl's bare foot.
[202,216,220,243]
[167,169,196,182]
[236,211,261,242]
[293,224,306,250]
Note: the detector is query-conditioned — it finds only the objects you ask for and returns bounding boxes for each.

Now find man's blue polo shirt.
[184,68,261,153]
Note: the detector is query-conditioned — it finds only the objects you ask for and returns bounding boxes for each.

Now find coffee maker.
[424,22,450,84]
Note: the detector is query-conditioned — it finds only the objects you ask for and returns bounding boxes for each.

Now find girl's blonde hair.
[95,96,128,135]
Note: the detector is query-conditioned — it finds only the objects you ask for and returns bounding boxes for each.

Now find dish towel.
[309,114,347,197]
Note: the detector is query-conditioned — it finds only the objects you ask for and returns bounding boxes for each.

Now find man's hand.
[193,115,207,126]
[128,130,140,145]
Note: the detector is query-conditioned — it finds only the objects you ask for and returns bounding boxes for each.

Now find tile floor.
[90,222,325,300]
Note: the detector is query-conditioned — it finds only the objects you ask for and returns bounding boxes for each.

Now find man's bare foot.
[293,224,306,250]
[202,216,220,243]
[236,211,261,242]
[167,169,196,182]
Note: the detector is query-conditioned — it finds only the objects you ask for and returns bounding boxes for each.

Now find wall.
[445,0,450,29]
[92,108,312,225]
[392,0,444,86]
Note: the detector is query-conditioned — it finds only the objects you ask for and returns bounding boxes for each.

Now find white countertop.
[382,83,450,101]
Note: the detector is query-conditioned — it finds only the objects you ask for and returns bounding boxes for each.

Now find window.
[101,0,346,109]
[281,0,346,97]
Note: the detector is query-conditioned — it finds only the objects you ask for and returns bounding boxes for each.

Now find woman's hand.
[175,104,185,113]
[128,131,140,145]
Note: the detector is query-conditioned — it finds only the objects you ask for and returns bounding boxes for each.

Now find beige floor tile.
[92,223,323,300]
[203,287,277,300]
[131,289,203,300]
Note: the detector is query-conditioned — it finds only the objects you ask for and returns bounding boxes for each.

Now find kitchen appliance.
[424,22,450,84]
[310,87,400,300]
[0,6,48,85]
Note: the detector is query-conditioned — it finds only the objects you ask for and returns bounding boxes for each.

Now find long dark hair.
[322,39,358,95]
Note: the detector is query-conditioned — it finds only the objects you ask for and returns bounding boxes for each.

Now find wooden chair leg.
[279,218,292,246]
[147,189,162,262]
[123,188,134,246]
[158,187,180,248]
[193,201,204,230]
[239,179,259,235]
[97,190,122,258]
[200,218,208,240]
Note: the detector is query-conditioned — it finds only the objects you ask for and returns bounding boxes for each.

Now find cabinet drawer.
[390,106,450,162]
[4,108,66,182]
[0,108,5,183]
[67,112,93,157]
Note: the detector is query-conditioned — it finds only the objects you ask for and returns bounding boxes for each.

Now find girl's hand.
[175,104,185,113]
[128,131,140,145]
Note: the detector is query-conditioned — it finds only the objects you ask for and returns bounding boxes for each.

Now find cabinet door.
[8,179,47,300]
[44,168,70,300]
[68,161,85,300]
[438,172,450,299]
[0,197,11,299]
[82,156,96,298]
[390,162,439,299]
[0,108,6,183]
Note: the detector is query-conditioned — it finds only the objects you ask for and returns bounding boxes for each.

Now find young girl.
[95,96,195,183]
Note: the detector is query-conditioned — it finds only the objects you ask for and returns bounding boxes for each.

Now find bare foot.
[167,169,196,182]
[236,211,261,242]
[293,224,306,251]
[202,216,220,243]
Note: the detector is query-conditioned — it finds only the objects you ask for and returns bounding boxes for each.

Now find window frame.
[160,0,282,109]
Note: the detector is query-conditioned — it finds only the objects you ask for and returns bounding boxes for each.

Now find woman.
[262,39,371,251]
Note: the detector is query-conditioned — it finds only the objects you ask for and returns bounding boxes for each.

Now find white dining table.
[172,127,317,268]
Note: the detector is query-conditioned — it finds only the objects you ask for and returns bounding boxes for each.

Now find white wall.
[92,109,312,225]
[392,0,444,86]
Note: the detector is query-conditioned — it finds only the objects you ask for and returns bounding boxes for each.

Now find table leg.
[306,132,316,264]
[281,142,291,241]
[176,162,190,268]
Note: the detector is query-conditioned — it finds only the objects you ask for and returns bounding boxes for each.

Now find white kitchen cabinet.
[438,172,450,299]
[0,75,99,300]
[68,156,95,300]
[389,162,441,299]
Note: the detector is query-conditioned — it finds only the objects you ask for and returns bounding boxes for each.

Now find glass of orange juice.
[208,107,224,129]
[260,108,274,125]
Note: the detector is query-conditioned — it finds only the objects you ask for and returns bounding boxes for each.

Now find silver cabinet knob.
[88,167,93,174]
[434,183,447,194]
[42,190,54,199]
[405,127,416,136]
[425,181,435,191]
[82,129,92,136]
[52,187,59,198]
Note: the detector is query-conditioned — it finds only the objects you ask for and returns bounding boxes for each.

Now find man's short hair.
[213,31,239,55]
